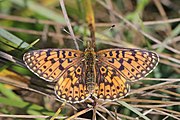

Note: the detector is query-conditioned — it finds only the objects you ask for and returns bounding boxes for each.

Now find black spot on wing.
[104,53,107,57]
[131,68,135,72]
[119,65,124,70]
[44,57,48,62]
[59,59,64,63]
[67,59,72,63]
[74,54,77,57]
[46,49,51,57]
[127,59,132,64]
[119,58,123,63]
[62,51,66,58]
[59,65,64,70]
[68,51,72,56]
[109,51,113,56]
[57,51,60,58]
[49,68,52,72]
[122,51,125,57]
[108,58,114,63]
[131,50,136,56]
[137,66,140,69]
[50,58,56,64]
[134,57,138,62]
[115,50,120,58]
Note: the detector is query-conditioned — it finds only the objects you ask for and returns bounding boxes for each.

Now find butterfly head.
[85,40,94,51]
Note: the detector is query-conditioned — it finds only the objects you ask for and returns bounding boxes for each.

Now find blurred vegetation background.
[0,0,179,120]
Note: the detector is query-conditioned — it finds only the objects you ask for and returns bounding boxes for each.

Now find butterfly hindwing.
[94,62,130,100]
[55,62,90,103]
[97,48,159,81]
[23,49,83,82]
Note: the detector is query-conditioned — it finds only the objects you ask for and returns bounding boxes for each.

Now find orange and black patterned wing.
[93,62,130,100]
[23,49,83,82]
[55,62,90,103]
[97,48,159,81]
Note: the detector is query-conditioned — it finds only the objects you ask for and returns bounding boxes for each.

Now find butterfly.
[23,45,159,103]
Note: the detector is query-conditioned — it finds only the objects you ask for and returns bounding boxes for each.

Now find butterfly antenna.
[109,24,115,30]
[101,24,116,33]
[63,28,84,43]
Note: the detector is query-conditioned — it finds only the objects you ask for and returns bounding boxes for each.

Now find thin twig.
[153,108,180,120]
[0,14,66,25]
[66,107,93,120]
[96,111,107,120]
[59,0,79,50]
[129,81,177,95]
[0,26,79,40]
[1,14,180,26]
[143,78,180,81]
[0,114,66,119]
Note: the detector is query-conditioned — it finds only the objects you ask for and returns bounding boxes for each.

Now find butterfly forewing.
[97,48,159,81]
[23,49,83,82]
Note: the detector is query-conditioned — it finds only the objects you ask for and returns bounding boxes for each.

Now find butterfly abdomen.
[84,49,96,93]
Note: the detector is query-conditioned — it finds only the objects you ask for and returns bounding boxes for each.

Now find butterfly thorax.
[84,48,96,93]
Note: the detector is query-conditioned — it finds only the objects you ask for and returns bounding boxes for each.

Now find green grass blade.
[10,0,65,23]
[0,83,22,101]
[0,28,29,48]
[117,101,150,120]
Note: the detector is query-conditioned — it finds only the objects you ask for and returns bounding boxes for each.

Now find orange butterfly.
[23,45,159,103]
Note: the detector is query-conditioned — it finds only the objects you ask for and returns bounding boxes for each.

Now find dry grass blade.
[117,101,150,120]
[122,98,180,105]
[0,14,65,25]
[113,107,118,120]
[156,108,180,117]
[96,103,136,120]
[143,78,180,81]
[92,104,97,120]
[130,81,177,95]
[0,51,24,66]
[97,105,116,120]
[143,18,180,25]
[50,102,66,120]
[0,26,78,40]
[142,109,153,116]
[59,0,79,50]
[96,110,107,120]
[66,107,93,120]
[132,103,180,108]
[153,108,180,120]
[0,114,67,119]
[158,89,180,97]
